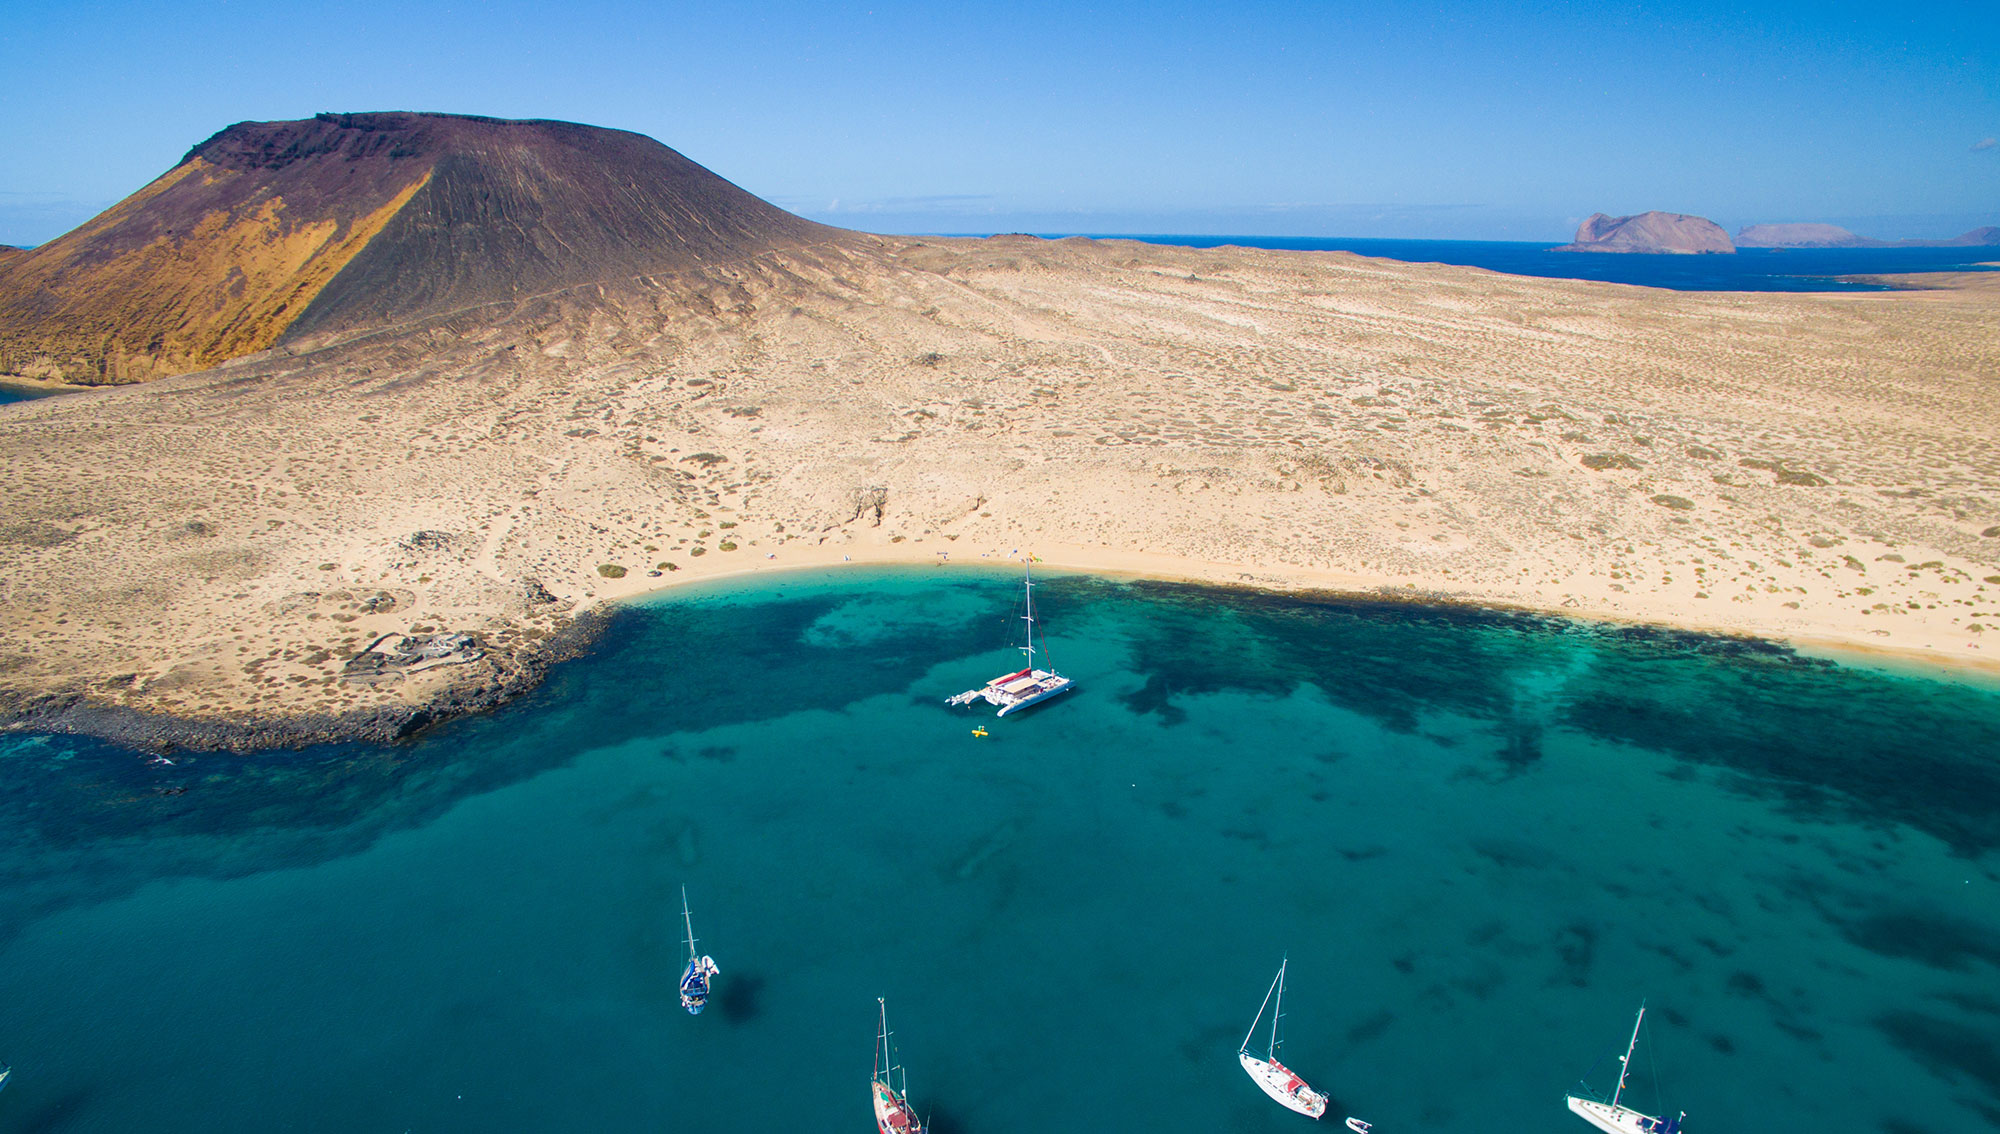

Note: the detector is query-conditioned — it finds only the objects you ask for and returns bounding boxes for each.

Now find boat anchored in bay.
[1566,1003,1685,1134]
[1239,957,1330,1120]
[947,561,1074,717]
[873,998,925,1134]
[677,886,719,1015]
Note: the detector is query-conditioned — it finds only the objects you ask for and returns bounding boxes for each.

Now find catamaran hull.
[1240,1051,1327,1119]
[994,678,1075,716]
[1568,1097,1673,1134]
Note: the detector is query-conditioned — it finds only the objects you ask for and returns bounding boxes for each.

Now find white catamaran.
[677,886,719,1016]
[1566,1003,1685,1134]
[873,998,925,1134]
[1240,958,1330,1120]
[946,561,1075,717]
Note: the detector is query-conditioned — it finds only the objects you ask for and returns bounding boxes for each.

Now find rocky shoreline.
[0,609,610,754]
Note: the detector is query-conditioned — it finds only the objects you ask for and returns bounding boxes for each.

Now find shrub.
[1650,495,1695,510]
[1581,453,1643,471]
[597,564,627,578]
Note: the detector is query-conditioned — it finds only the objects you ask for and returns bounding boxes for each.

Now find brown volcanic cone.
[0,112,839,384]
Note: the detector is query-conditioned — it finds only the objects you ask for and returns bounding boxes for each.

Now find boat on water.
[946,561,1075,717]
[873,998,925,1134]
[1239,958,1330,1120]
[677,886,719,1015]
[0,1061,10,1094]
[1566,1003,1685,1134]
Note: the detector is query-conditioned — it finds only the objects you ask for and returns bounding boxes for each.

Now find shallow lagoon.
[1,567,1997,1133]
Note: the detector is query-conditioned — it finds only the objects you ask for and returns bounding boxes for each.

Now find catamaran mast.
[1021,564,1038,671]
[1611,1002,1646,1110]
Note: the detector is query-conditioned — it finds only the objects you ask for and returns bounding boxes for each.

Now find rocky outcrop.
[0,112,847,385]
[1736,222,2000,249]
[1939,226,2000,247]
[1736,223,1873,248]
[1557,211,1735,254]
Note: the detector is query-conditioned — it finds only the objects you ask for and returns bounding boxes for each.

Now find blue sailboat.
[677,886,719,1015]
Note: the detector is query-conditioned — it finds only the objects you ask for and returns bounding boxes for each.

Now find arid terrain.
[2,116,1997,748]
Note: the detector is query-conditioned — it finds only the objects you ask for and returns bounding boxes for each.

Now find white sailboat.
[1566,1003,1685,1134]
[1239,958,1330,1120]
[946,561,1075,717]
[872,998,925,1134]
[677,886,719,1015]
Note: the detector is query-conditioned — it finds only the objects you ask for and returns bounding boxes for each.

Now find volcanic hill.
[0,112,841,384]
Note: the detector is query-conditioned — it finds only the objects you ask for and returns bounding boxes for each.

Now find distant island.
[1736,222,2000,249]
[1556,211,1735,254]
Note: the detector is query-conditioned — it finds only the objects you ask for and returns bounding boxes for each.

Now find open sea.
[1052,236,2000,292]
[2,567,1999,1133]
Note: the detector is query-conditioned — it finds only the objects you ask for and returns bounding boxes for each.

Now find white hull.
[996,673,1074,715]
[1240,1051,1327,1119]
[1568,1096,1667,1134]
[949,667,1075,716]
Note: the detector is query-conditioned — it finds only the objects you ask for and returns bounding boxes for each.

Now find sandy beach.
[3,233,1997,747]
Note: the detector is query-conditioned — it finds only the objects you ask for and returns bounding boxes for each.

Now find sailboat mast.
[681,885,698,960]
[1243,966,1282,1054]
[1269,957,1287,1059]
[875,997,888,1081]
[1021,564,1037,671]
[1611,1003,1646,1109]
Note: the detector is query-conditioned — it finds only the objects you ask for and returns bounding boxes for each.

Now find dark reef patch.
[1876,1010,2000,1100]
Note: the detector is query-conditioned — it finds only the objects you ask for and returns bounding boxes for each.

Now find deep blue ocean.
[2,568,1997,1132]
[1047,236,2000,292]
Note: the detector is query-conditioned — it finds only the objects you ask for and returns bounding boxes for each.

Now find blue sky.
[1,0,1994,246]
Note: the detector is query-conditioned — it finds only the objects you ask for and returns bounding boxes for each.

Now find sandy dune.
[3,234,1997,745]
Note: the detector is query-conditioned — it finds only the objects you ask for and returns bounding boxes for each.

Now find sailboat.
[872,998,925,1134]
[1566,1003,1685,1134]
[1239,958,1329,1120]
[946,561,1075,716]
[677,886,719,1015]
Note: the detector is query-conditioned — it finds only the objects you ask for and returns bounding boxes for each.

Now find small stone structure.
[341,631,485,685]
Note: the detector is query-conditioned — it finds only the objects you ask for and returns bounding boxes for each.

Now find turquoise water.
[2,568,1998,1133]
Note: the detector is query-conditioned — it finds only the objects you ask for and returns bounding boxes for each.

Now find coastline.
[2,235,1995,751]
[10,539,1993,755]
